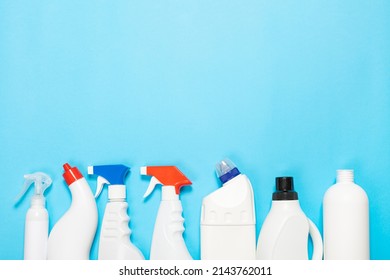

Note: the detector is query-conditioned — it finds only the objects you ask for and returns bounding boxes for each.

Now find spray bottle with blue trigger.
[16,172,52,260]
[88,164,144,260]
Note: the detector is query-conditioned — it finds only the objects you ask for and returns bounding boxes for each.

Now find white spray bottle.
[323,170,369,259]
[16,172,52,260]
[88,164,144,260]
[256,177,323,260]
[201,159,256,260]
[47,163,98,260]
[141,165,193,260]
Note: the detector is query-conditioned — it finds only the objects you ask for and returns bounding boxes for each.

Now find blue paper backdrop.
[1,1,389,260]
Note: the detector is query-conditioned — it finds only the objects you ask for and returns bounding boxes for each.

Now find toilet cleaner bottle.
[141,165,193,260]
[88,164,144,260]
[16,172,52,259]
[256,177,323,260]
[201,159,256,259]
[47,163,98,259]
[323,170,369,259]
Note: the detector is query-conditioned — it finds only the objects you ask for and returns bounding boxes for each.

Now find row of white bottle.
[16,164,141,260]
[16,163,193,260]
[16,161,369,260]
[201,160,369,260]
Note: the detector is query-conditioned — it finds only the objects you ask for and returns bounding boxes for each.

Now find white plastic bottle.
[323,170,369,260]
[88,164,144,260]
[16,172,52,260]
[256,177,323,260]
[47,163,98,260]
[201,159,256,260]
[141,165,193,260]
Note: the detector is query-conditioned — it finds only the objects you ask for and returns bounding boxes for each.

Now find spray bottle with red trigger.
[141,166,193,260]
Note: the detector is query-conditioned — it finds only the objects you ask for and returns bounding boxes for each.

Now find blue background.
[1,1,389,260]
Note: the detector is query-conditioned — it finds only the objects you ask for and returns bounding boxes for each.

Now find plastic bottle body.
[47,178,98,260]
[24,204,48,260]
[323,170,369,260]
[257,200,321,260]
[149,187,192,260]
[201,225,255,259]
[257,201,308,259]
[98,201,144,260]
[201,174,256,259]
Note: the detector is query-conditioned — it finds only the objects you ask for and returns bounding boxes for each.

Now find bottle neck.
[68,177,90,200]
[31,195,45,207]
[108,185,126,202]
[162,186,179,201]
[219,167,241,184]
[337,170,354,183]
[271,199,302,210]
[109,198,125,202]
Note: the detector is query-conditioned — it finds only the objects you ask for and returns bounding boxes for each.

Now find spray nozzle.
[216,158,241,184]
[16,172,52,205]
[88,164,129,199]
[140,166,192,198]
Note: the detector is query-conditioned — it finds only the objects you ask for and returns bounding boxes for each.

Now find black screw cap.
[272,177,298,200]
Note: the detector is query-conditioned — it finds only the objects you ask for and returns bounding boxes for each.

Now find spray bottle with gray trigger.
[16,172,52,260]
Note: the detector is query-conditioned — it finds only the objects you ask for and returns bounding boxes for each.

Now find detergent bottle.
[47,163,98,260]
[88,164,144,260]
[256,177,323,260]
[16,172,52,260]
[323,170,369,259]
[201,159,256,259]
[141,165,193,260]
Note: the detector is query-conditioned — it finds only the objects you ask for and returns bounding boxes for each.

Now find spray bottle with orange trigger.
[141,166,193,260]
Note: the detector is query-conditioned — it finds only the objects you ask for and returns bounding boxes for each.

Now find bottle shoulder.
[203,174,254,205]
[68,179,98,210]
[105,201,128,209]
[266,201,307,220]
[201,174,256,225]
[26,207,49,220]
[324,183,368,203]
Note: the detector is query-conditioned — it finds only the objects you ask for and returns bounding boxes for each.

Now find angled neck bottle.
[47,163,98,260]
[201,159,256,260]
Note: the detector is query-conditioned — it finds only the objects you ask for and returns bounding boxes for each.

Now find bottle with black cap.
[256,177,323,260]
